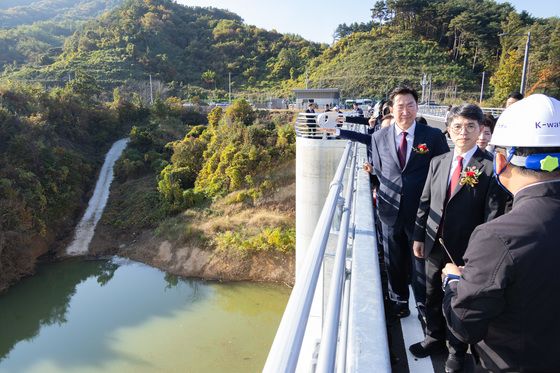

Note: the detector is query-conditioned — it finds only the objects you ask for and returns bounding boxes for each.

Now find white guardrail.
[264,114,390,373]
[418,104,505,119]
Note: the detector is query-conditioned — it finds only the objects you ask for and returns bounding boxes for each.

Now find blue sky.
[178,0,558,44]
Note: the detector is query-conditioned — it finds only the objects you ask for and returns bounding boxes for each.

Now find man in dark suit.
[409,104,506,372]
[441,94,560,373]
[369,86,449,317]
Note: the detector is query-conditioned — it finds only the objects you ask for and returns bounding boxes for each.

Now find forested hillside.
[0,0,124,74]
[319,0,560,102]
[6,0,324,97]
[4,0,557,103]
[0,0,122,27]
[308,28,473,99]
[0,21,77,70]
[0,79,135,291]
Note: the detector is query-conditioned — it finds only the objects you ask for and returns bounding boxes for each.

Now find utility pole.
[149,74,154,105]
[421,73,427,103]
[498,31,531,96]
[428,74,432,103]
[520,31,531,96]
[479,71,486,104]
[228,72,232,103]
[305,70,309,89]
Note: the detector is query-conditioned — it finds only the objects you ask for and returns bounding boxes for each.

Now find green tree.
[201,70,217,89]
[490,49,522,104]
[224,99,256,126]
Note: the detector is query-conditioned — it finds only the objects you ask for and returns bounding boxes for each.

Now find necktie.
[439,155,464,238]
[448,155,464,199]
[397,131,408,169]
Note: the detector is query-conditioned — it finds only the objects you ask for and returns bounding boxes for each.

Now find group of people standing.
[322,86,560,372]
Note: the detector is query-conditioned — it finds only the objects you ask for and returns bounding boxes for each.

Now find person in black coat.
[409,104,506,372]
[352,102,364,116]
[442,94,560,372]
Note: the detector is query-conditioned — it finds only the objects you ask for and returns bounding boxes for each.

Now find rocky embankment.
[90,227,294,285]
[88,176,296,285]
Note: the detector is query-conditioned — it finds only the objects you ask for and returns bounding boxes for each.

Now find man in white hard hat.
[442,94,560,372]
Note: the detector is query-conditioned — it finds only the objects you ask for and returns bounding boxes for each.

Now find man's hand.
[363,162,373,174]
[413,241,424,258]
[442,263,461,277]
[317,127,336,134]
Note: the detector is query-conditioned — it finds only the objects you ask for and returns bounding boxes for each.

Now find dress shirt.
[447,145,478,185]
[394,121,416,165]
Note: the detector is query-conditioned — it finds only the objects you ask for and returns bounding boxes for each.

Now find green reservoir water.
[0,257,290,373]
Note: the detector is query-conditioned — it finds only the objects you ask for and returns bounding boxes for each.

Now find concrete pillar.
[294,125,347,372]
[295,137,347,276]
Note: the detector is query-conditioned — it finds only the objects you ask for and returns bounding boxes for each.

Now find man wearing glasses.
[409,104,506,372]
[442,94,560,372]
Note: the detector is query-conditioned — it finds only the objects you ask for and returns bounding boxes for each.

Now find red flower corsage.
[413,143,429,154]
[460,166,482,187]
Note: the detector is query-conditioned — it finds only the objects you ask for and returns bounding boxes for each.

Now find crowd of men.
[319,86,560,372]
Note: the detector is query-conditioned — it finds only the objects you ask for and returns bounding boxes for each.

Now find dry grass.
[154,159,295,246]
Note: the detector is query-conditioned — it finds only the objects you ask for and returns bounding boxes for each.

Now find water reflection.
[0,258,289,373]
[0,259,118,361]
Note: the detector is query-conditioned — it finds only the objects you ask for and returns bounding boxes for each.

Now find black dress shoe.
[394,303,410,318]
[409,340,446,358]
[445,353,466,372]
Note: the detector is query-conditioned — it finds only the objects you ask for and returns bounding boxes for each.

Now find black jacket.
[443,180,560,372]
[338,128,375,164]
[344,116,369,126]
[414,148,506,262]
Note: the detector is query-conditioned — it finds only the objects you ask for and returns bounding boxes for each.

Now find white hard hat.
[491,94,560,147]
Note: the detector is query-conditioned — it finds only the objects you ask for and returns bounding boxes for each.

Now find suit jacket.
[413,148,506,261]
[443,180,560,372]
[371,123,449,227]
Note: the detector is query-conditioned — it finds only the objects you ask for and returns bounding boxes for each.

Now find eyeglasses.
[449,123,479,134]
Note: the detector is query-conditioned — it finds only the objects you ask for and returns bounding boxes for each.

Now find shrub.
[214,227,295,254]
[224,98,255,125]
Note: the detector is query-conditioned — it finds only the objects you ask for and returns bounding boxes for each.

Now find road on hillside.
[423,116,446,131]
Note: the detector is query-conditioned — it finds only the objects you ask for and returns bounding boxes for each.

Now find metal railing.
[316,142,357,372]
[418,104,505,119]
[294,113,345,138]
[263,141,352,372]
[264,123,390,372]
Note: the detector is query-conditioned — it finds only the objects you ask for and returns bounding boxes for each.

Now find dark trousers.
[425,242,467,355]
[381,219,426,306]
